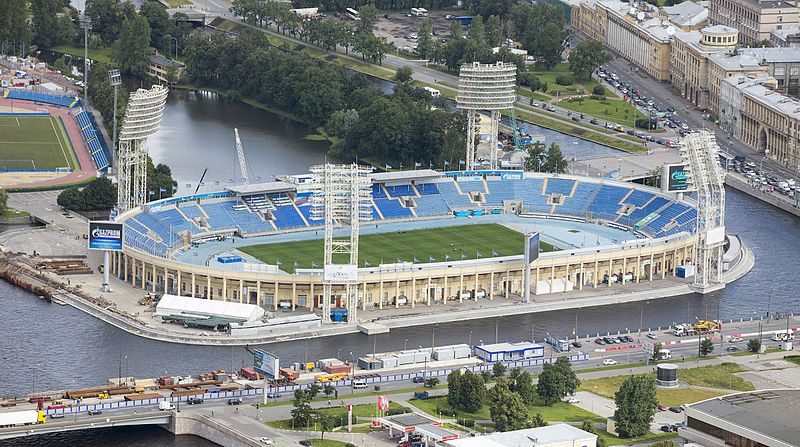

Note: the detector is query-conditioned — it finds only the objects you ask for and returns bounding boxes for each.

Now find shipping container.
[397,353,416,365]
[381,357,399,368]
[414,352,431,363]
[239,367,263,380]
[453,347,471,358]
[170,389,205,397]
[279,368,300,380]
[325,364,351,374]
[317,358,342,369]
[433,349,455,361]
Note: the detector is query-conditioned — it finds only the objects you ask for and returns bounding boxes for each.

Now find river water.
[2,90,799,446]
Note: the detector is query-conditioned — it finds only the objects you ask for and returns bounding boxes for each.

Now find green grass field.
[0,115,76,171]
[559,97,646,124]
[239,223,554,273]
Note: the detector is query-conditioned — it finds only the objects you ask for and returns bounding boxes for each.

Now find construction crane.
[234,128,250,185]
[193,168,208,195]
[509,107,524,148]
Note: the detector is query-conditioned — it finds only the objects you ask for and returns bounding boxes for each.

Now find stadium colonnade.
[109,170,700,315]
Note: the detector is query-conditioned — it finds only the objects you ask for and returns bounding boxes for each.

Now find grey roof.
[739,47,800,63]
[371,169,442,183]
[597,0,673,42]
[446,424,597,447]
[703,24,738,34]
[663,1,708,27]
[772,25,800,40]
[476,342,543,353]
[225,181,296,195]
[729,74,800,119]
[380,413,437,428]
[148,54,185,68]
[709,51,766,70]
[687,389,800,446]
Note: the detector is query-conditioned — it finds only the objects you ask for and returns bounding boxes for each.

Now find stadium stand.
[587,185,632,220]
[556,182,598,215]
[269,194,306,229]
[374,198,413,219]
[200,202,239,230]
[179,203,207,221]
[457,180,486,193]
[413,193,450,217]
[75,110,111,170]
[5,89,79,108]
[438,180,473,208]
[545,178,575,196]
[372,184,387,199]
[625,196,668,225]
[385,185,415,197]
[622,190,654,208]
[513,179,550,213]
[416,183,439,195]
[483,181,516,206]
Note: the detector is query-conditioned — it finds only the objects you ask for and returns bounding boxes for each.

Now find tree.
[86,0,128,43]
[492,362,507,377]
[468,15,485,45]
[306,383,321,399]
[31,0,64,48]
[0,0,31,55]
[524,142,546,171]
[569,40,612,81]
[699,337,715,356]
[651,342,663,362]
[537,356,580,405]
[485,15,503,47]
[114,14,151,77]
[291,389,313,427]
[147,159,177,200]
[581,420,596,434]
[650,441,677,447]
[56,178,116,211]
[542,143,568,174]
[323,384,335,398]
[425,377,440,388]
[140,1,171,51]
[513,370,536,405]
[0,188,8,215]
[417,18,434,59]
[57,187,85,211]
[357,4,378,34]
[614,374,658,438]
[447,370,463,409]
[317,413,335,440]
[593,84,606,96]
[532,412,548,427]
[395,66,414,83]
[458,371,486,413]
[326,109,359,139]
[489,388,529,432]
[480,370,491,383]
[747,338,762,353]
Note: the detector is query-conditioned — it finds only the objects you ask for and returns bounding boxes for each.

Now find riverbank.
[724,172,800,219]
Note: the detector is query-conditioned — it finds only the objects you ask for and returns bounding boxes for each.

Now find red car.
[657,403,667,411]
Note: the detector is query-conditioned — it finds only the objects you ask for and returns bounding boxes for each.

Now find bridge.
[0,411,169,441]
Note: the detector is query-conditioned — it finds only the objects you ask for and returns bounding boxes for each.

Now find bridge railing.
[46,353,588,415]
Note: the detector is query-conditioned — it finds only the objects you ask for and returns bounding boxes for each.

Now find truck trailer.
[0,410,46,428]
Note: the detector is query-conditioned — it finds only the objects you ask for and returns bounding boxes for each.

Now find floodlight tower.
[80,14,91,100]
[108,69,122,174]
[117,85,168,212]
[234,128,250,184]
[680,131,726,291]
[456,62,517,170]
[308,163,373,324]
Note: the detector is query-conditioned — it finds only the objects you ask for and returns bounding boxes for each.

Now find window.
[792,67,800,75]
[776,67,786,76]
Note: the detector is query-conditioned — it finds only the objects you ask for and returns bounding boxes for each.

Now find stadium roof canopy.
[155,294,265,322]
[226,181,296,195]
[371,169,442,183]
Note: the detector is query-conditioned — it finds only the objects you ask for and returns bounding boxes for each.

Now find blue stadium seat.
[483,181,515,206]
[546,178,575,196]
[413,193,449,216]
[437,180,473,208]
[557,182,598,216]
[512,179,549,213]
[6,89,79,108]
[586,185,631,220]
[385,184,415,197]
[416,183,439,195]
[625,196,668,226]
[372,184,387,199]
[457,180,485,193]
[622,190,654,207]
[374,198,413,219]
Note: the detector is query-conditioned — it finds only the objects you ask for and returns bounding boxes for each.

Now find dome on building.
[701,25,739,46]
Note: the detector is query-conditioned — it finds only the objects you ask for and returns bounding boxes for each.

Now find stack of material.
[317,358,341,369]
[279,368,300,380]
[212,370,229,381]
[397,350,417,365]
[325,364,351,374]
[357,357,383,370]
[433,347,455,361]
[158,376,174,386]
[239,367,263,381]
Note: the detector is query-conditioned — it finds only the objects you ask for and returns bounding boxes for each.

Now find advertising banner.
[88,221,123,251]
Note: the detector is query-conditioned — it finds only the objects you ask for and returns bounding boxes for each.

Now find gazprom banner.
[88,221,123,251]
[445,170,523,180]
[667,164,690,192]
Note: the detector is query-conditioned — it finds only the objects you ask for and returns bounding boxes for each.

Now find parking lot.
[373,11,458,53]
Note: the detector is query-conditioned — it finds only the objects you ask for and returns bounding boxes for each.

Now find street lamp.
[404,338,408,350]
[171,36,179,59]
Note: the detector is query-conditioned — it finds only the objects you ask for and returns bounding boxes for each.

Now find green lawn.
[50,44,114,64]
[0,116,77,170]
[163,0,191,6]
[679,363,755,391]
[529,63,593,97]
[268,402,409,430]
[559,97,646,124]
[517,87,551,103]
[240,223,554,272]
[598,429,678,446]
[410,392,597,422]
[306,440,353,447]
[579,374,730,407]
[785,355,800,365]
[0,208,30,218]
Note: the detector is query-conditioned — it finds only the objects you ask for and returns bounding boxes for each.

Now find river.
[2,88,799,446]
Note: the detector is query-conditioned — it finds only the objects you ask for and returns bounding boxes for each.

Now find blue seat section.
[622,190,653,207]
[125,218,150,235]
[374,198,413,219]
[626,196,668,225]
[81,127,96,141]
[75,110,111,170]
[124,224,169,257]
[77,112,92,129]
[557,182,598,215]
[6,89,79,108]
[546,178,575,196]
[268,194,306,229]
[646,203,690,234]
[587,185,631,220]
[385,185,414,197]
[512,179,549,213]
[297,204,317,224]
[242,193,274,211]
[151,208,195,234]
[179,204,206,221]
[218,201,270,233]
[87,138,110,169]
[130,214,176,247]
[483,181,515,206]
[414,193,449,216]
[200,202,238,230]
[457,180,485,193]
[437,180,473,208]
[372,184,387,199]
[416,183,439,195]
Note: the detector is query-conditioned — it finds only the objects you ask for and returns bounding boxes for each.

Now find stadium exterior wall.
[111,235,696,314]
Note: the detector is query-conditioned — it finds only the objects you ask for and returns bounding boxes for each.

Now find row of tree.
[184,33,466,166]
[524,142,569,174]
[292,0,459,10]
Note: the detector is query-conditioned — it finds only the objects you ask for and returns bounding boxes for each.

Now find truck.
[654,349,672,360]
[771,331,795,342]
[673,320,721,336]
[158,400,175,411]
[0,410,46,428]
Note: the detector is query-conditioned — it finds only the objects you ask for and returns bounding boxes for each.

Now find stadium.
[0,90,112,188]
[111,168,700,322]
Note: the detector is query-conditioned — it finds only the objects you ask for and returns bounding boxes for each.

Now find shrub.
[435,406,457,417]
[386,407,409,415]
[592,84,606,95]
[462,419,475,427]
[373,385,381,392]
[590,94,606,100]
[555,75,574,86]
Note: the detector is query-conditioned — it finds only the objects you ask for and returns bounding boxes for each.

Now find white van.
[656,349,671,360]
[159,401,175,411]
[352,380,368,389]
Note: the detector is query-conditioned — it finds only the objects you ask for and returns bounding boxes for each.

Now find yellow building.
[708,51,775,115]
[709,0,800,44]
[147,54,185,84]
[670,25,739,108]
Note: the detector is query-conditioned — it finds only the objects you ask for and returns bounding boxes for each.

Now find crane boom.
[235,128,249,184]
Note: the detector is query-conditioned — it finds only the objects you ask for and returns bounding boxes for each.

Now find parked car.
[227,398,242,405]
[267,392,281,398]
[589,118,599,125]
[602,359,618,365]
[726,346,740,352]
[572,341,582,348]
[259,437,274,445]
[50,413,65,419]
[595,338,605,345]
[572,116,581,122]
[661,424,673,432]
[669,406,683,413]
[187,398,204,405]
[647,333,658,340]
[568,397,580,404]
[658,403,667,411]
[87,409,102,416]
[412,376,425,384]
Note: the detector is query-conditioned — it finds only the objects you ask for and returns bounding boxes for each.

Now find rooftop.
[674,29,736,54]
[726,73,800,118]
[226,181,296,195]
[772,25,800,40]
[370,169,442,183]
[709,51,767,70]
[687,389,800,446]
[475,341,543,353]
[445,424,597,447]
[599,0,673,42]
[149,54,185,68]
[739,46,800,63]
[663,1,708,27]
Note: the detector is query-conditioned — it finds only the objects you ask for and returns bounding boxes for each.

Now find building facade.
[708,52,770,114]
[771,24,800,45]
[708,0,799,44]
[670,25,739,107]
[147,54,185,84]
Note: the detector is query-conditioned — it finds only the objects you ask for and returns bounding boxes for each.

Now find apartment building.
[670,25,739,107]
[708,0,799,44]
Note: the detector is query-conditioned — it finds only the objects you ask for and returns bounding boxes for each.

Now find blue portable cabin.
[474,342,544,362]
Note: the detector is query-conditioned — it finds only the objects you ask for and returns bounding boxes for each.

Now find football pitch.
[239,223,555,273]
[0,115,77,171]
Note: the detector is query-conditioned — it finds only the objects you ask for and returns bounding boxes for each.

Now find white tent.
[155,294,265,322]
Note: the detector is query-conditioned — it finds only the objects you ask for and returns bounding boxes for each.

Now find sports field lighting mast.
[80,14,91,100]
[309,163,372,324]
[108,69,122,174]
[456,62,516,170]
[680,131,726,291]
[234,128,250,184]
[117,85,168,212]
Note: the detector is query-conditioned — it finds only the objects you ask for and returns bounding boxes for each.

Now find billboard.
[254,349,279,378]
[324,264,358,282]
[88,221,123,251]
[666,164,690,192]
[524,232,540,263]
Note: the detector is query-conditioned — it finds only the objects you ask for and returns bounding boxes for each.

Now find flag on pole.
[429,255,435,262]
[364,260,371,267]
[276,260,283,265]
[413,257,419,263]
[377,396,389,411]
[491,250,498,257]
[159,187,167,192]
[461,252,466,259]
[459,159,466,165]
[444,160,450,166]
[429,161,433,169]
[311,261,318,268]
[476,251,482,258]
[445,254,451,260]
[414,161,422,167]
[385,164,393,170]
[148,190,155,196]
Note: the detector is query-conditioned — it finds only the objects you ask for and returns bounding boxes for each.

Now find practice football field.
[239,223,555,273]
[0,115,77,170]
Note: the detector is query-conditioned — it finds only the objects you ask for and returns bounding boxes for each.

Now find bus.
[346,8,360,20]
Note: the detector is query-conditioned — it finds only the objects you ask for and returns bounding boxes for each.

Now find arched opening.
[758,128,768,153]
